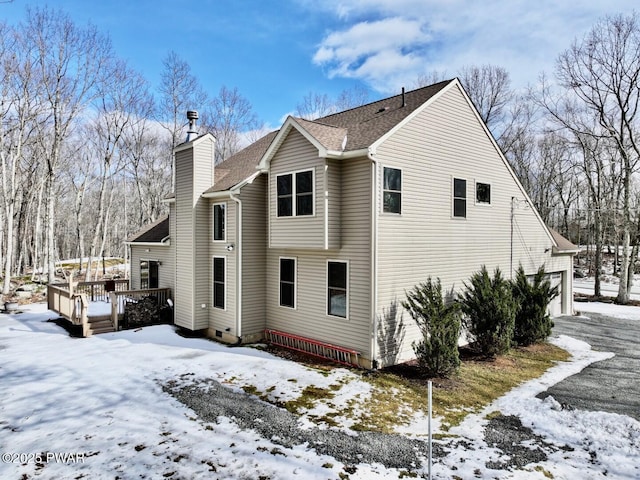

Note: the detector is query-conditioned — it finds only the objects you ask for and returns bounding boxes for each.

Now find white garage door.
[547,272,563,317]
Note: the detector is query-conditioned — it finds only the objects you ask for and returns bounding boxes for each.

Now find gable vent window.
[383,167,402,214]
[476,182,491,205]
[277,170,314,217]
[453,178,467,218]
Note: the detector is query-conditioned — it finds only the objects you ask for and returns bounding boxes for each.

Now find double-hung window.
[279,258,296,308]
[327,261,348,318]
[213,257,225,309]
[453,178,467,218]
[383,167,402,214]
[213,203,226,241]
[277,170,314,217]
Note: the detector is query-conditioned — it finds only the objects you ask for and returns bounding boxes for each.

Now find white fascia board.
[161,197,175,204]
[173,132,215,154]
[325,148,370,159]
[125,240,170,247]
[257,116,327,171]
[202,190,231,199]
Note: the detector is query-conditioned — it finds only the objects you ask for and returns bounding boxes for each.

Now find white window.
[213,203,226,241]
[453,178,467,218]
[276,169,314,217]
[212,256,225,309]
[279,257,296,308]
[383,167,402,214]
[327,260,348,318]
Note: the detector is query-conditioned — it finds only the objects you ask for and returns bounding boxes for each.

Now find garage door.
[547,272,563,317]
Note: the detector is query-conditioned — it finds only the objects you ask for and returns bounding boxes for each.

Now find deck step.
[86,316,115,335]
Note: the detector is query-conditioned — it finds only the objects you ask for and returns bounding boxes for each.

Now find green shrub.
[402,277,461,377]
[459,266,517,357]
[511,265,559,346]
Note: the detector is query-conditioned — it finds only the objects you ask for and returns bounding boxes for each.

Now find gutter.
[230,191,243,342]
[368,148,379,369]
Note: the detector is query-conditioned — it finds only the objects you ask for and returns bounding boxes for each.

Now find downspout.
[230,192,242,344]
[369,149,379,369]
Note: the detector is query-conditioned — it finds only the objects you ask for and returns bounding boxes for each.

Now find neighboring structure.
[127,79,577,368]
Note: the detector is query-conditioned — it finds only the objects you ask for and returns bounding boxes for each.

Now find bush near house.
[511,265,559,346]
[402,277,461,377]
[459,266,518,358]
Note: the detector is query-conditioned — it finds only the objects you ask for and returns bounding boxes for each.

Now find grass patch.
[355,342,569,433]
[283,385,337,413]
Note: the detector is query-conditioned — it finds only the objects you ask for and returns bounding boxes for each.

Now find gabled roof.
[316,79,452,151]
[126,215,170,244]
[201,80,454,194]
[549,227,580,254]
[203,130,278,194]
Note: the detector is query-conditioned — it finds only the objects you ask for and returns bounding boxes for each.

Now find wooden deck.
[47,280,171,337]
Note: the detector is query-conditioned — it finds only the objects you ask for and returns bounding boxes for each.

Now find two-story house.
[127,79,576,368]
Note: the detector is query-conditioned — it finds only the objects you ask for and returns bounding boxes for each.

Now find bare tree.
[0,21,43,294]
[295,91,335,120]
[544,12,640,303]
[25,7,112,282]
[459,65,513,134]
[202,85,261,162]
[157,51,208,151]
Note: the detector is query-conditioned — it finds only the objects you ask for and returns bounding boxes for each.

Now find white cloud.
[310,0,640,93]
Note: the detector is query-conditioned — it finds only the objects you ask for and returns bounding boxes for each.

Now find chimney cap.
[187,110,199,120]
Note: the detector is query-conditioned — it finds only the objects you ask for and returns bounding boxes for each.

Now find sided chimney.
[186,110,199,142]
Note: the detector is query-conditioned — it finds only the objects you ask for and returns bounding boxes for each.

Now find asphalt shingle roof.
[204,79,453,193]
[127,215,169,243]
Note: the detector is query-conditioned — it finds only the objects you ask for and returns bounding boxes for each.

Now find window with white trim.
[476,182,491,205]
[279,258,296,308]
[212,257,225,309]
[383,167,402,214]
[140,260,159,289]
[453,178,467,218]
[213,203,226,241]
[277,169,314,217]
[327,261,348,318]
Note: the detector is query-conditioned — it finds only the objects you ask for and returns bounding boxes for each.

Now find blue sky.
[1,0,637,128]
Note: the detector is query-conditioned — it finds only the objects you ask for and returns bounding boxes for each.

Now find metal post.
[428,380,432,480]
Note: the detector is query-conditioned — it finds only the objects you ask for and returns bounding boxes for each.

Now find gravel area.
[483,414,572,470]
[163,376,443,469]
[162,375,572,474]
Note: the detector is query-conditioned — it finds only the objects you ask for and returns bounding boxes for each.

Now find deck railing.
[47,283,89,335]
[109,288,172,331]
[48,280,171,336]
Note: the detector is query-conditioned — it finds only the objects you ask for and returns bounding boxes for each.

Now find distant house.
[127,79,577,368]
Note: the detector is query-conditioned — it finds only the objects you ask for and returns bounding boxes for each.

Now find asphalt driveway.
[539,309,640,421]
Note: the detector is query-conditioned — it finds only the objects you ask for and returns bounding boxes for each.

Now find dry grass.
[353,342,570,433]
[253,342,570,435]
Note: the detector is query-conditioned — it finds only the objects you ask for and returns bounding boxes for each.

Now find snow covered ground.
[0,301,638,479]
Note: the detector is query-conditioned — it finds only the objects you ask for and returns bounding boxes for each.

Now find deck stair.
[86,315,115,335]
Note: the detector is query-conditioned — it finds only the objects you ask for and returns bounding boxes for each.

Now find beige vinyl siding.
[129,244,174,292]
[269,129,326,249]
[374,83,570,366]
[326,159,342,249]
[208,199,236,334]
[266,157,372,357]
[174,147,195,329]
[174,136,215,331]
[239,176,267,337]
